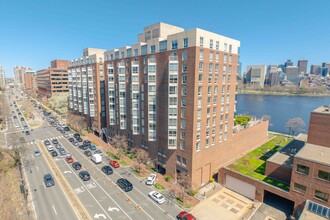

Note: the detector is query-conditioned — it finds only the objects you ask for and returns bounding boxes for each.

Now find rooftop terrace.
[227,134,292,191]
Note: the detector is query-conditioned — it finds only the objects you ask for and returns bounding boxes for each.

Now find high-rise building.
[37,60,69,102]
[266,64,278,86]
[322,62,330,76]
[14,66,32,84]
[102,22,242,187]
[24,70,35,90]
[68,48,107,137]
[286,66,300,85]
[244,65,266,88]
[285,59,294,67]
[298,60,308,74]
[0,65,5,84]
[310,65,321,75]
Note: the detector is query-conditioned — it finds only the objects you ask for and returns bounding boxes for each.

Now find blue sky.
[0,0,329,77]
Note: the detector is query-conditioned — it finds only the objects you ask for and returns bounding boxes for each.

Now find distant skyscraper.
[322,62,330,75]
[297,60,308,74]
[14,66,32,84]
[266,65,278,86]
[285,66,300,85]
[245,65,267,88]
[285,59,293,67]
[310,65,321,75]
[0,65,5,84]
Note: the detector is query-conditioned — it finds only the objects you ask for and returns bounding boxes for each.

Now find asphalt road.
[8,89,184,220]
[6,91,79,220]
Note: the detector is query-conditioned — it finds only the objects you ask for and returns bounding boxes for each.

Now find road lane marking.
[52,205,58,215]
[64,170,72,174]
[94,213,106,219]
[36,166,39,172]
[74,187,85,194]
[86,182,97,189]
[108,207,120,212]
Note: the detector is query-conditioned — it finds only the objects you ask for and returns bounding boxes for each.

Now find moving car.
[44,174,55,187]
[146,174,157,185]
[149,191,166,204]
[72,162,82,170]
[101,166,113,175]
[110,160,120,168]
[89,144,96,151]
[79,171,90,181]
[91,154,102,164]
[34,150,41,157]
[65,156,74,163]
[176,211,197,220]
[84,150,92,157]
[116,178,133,192]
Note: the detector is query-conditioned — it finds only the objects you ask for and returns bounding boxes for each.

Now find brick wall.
[307,112,330,148]
[265,161,292,183]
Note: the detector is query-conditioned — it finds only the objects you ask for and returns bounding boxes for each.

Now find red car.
[109,160,120,168]
[177,211,197,220]
[65,156,74,163]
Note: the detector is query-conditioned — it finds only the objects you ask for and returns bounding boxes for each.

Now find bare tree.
[177,172,190,204]
[286,117,305,137]
[135,148,150,173]
[111,135,128,159]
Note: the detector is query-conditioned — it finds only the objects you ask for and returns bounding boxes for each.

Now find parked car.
[44,174,55,187]
[15,124,19,128]
[94,150,103,155]
[60,130,66,134]
[20,118,24,121]
[73,133,80,139]
[55,144,61,149]
[59,148,67,155]
[76,137,83,142]
[73,141,79,146]
[56,127,62,131]
[110,160,120,168]
[34,150,41,157]
[25,130,30,135]
[79,145,88,150]
[64,133,69,138]
[68,137,74,142]
[89,144,96,151]
[23,125,28,129]
[79,171,90,181]
[91,154,102,164]
[146,174,157,185]
[44,140,51,146]
[84,150,92,157]
[176,211,197,220]
[72,162,82,170]
[116,178,133,192]
[65,156,74,163]
[83,140,91,146]
[63,127,70,132]
[101,166,113,175]
[52,139,58,144]
[149,191,166,204]
[50,150,58,157]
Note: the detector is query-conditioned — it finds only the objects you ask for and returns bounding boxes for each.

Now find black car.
[68,137,74,142]
[63,127,70,132]
[84,150,92,156]
[44,140,51,146]
[56,127,62,131]
[79,171,90,181]
[116,178,133,192]
[13,115,17,119]
[72,162,82,170]
[79,145,88,150]
[73,133,80,139]
[60,130,66,134]
[50,150,58,157]
[76,137,83,142]
[54,144,61,149]
[18,112,21,115]
[101,166,113,175]
[83,140,91,146]
[25,131,30,135]
[44,174,55,187]
[52,139,58,144]
[20,118,24,121]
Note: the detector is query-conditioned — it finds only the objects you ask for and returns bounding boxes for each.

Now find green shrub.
[164,174,173,182]
[154,183,165,190]
[187,188,199,196]
[128,154,135,159]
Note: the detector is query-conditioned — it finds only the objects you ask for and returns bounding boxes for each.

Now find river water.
[236,94,330,134]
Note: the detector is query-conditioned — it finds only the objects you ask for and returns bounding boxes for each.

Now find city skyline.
[1,0,329,77]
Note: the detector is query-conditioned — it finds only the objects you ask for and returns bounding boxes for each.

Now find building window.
[209,64,213,73]
[229,44,232,53]
[182,73,187,84]
[196,142,200,152]
[210,39,213,49]
[172,40,178,50]
[197,121,201,130]
[198,86,202,96]
[210,53,213,61]
[198,98,202,107]
[208,86,212,95]
[215,53,219,62]
[206,138,209,147]
[199,62,203,72]
[197,109,201,118]
[134,49,138,56]
[216,41,219,50]
[182,157,187,166]
[181,87,186,96]
[183,38,188,48]
[177,155,181,163]
[318,170,330,182]
[294,183,306,194]
[199,50,204,60]
[196,131,200,141]
[181,108,186,118]
[224,43,228,52]
[182,97,186,107]
[315,190,329,202]
[297,164,309,175]
[150,45,156,53]
[182,50,188,61]
[198,73,203,83]
[180,140,185,150]
[200,37,204,47]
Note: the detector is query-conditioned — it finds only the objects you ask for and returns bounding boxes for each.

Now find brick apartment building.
[24,70,35,90]
[14,66,32,85]
[68,48,107,137]
[37,60,69,102]
[102,22,268,188]
[220,105,330,218]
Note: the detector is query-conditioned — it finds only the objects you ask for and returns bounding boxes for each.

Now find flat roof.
[313,105,330,114]
[268,134,307,167]
[295,142,330,166]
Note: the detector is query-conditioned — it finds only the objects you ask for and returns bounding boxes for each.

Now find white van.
[91,154,102,164]
[46,145,55,151]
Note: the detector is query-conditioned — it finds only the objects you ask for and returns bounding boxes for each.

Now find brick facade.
[307,111,330,148]
[265,161,292,183]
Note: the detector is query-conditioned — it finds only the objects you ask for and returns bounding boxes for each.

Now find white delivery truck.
[91,154,102,164]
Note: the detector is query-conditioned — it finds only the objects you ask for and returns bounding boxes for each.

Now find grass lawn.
[154,183,165,190]
[228,135,292,191]
[106,151,120,160]
[119,160,129,166]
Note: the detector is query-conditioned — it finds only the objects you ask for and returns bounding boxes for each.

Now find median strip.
[37,141,91,220]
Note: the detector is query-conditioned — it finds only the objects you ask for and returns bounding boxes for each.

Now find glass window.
[182,63,187,73]
[181,108,186,118]
[177,155,181,163]
[210,53,213,61]
[159,40,167,52]
[216,41,219,50]
[150,45,156,53]
[216,53,219,62]
[180,140,185,150]
[196,142,200,152]
[208,86,212,95]
[297,164,309,175]
[315,190,329,202]
[197,109,202,118]
[134,49,138,56]
[294,183,306,194]
[182,73,187,84]
[198,86,202,96]
[181,87,186,96]
[198,73,203,83]
[198,98,202,107]
[172,40,178,50]
[209,64,213,73]
[210,39,213,49]
[169,86,177,94]
[224,43,228,52]
[182,97,186,107]
[183,38,188,48]
[199,50,204,60]
[182,50,188,61]
[318,170,330,181]
[200,37,204,47]
[229,44,232,53]
[199,62,203,72]
[196,131,200,141]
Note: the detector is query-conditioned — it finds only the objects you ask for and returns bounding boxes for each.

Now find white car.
[15,124,20,128]
[34,150,41,157]
[146,174,157,185]
[149,191,166,204]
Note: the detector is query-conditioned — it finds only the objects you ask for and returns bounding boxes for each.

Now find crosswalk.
[41,134,73,142]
